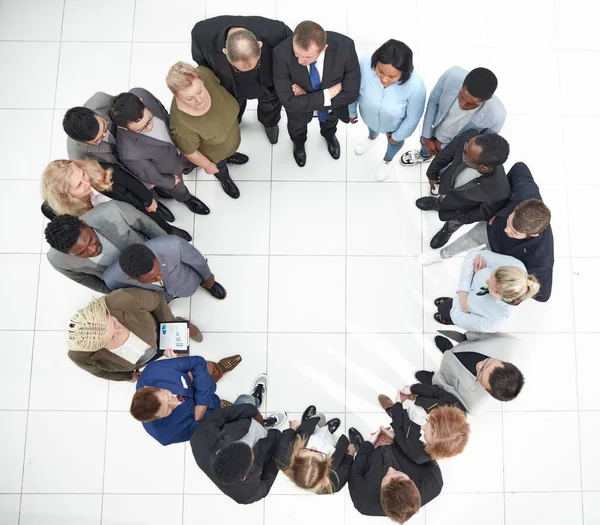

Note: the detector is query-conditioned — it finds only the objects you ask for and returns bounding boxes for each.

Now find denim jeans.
[368,127,404,161]
[234,394,260,408]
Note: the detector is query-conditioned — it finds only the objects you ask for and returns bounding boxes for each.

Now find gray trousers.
[166,180,193,203]
[440,221,490,259]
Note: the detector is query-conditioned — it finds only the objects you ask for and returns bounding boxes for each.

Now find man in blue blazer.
[130,354,241,446]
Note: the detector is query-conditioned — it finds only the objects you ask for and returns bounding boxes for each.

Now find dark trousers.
[441,217,465,235]
[237,90,282,128]
[438,298,454,323]
[161,180,192,203]
[286,111,338,146]
[214,158,232,182]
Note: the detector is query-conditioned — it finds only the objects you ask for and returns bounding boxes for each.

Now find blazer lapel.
[321,43,335,87]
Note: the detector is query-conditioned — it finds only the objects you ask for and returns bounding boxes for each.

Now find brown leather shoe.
[378,394,394,412]
[220,399,233,408]
[218,354,242,373]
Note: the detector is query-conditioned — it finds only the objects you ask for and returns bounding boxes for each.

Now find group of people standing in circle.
[36,13,555,524]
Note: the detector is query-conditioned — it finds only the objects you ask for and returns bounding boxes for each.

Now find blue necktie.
[309,61,328,122]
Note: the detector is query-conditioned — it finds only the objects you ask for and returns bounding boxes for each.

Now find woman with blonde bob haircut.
[41,159,191,240]
[276,405,353,494]
[434,249,540,332]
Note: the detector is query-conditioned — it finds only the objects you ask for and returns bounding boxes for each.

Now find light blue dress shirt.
[349,56,426,142]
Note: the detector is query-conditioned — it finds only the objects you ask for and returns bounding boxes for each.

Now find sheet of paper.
[159,322,189,351]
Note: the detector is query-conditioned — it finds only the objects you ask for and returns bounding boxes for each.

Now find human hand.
[473,254,487,273]
[433,139,442,154]
[129,371,141,382]
[349,117,358,124]
[204,162,219,175]
[387,132,400,144]
[145,199,158,213]
[289,420,300,430]
[194,405,207,421]
[423,138,438,156]
[187,371,194,382]
[346,443,356,456]
[173,175,181,185]
[328,82,342,98]
[428,178,439,191]
[201,274,215,289]
[164,348,177,358]
[369,427,383,444]
[459,290,470,313]
[488,216,496,225]
[292,83,307,96]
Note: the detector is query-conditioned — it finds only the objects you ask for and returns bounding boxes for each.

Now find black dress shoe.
[415,370,434,385]
[326,418,341,434]
[221,178,240,199]
[430,225,453,249]
[264,125,279,144]
[156,202,175,222]
[435,335,454,353]
[325,135,341,159]
[293,144,306,167]
[204,281,226,300]
[415,196,439,211]
[227,152,249,165]
[349,427,364,450]
[434,296,452,307]
[184,196,210,215]
[170,226,192,242]
[154,186,174,199]
[302,405,317,421]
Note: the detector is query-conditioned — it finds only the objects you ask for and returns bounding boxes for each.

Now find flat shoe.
[218,354,242,373]
[220,399,233,408]
[378,394,394,411]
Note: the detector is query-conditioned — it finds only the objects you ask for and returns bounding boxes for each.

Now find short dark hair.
[380,477,421,523]
[293,20,327,49]
[488,362,524,401]
[63,107,100,142]
[109,92,146,128]
[371,39,414,84]
[463,67,498,100]
[474,134,510,168]
[213,442,253,483]
[118,244,156,279]
[45,214,85,253]
[130,387,161,422]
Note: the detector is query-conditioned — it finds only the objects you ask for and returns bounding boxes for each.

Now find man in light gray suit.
[109,90,210,216]
[45,201,168,293]
[414,331,525,416]
[103,236,227,302]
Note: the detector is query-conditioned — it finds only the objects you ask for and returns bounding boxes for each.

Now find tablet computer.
[158,321,189,352]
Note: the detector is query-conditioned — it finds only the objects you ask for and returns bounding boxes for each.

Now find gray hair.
[225,29,260,64]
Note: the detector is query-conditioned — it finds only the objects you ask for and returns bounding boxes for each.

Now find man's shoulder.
[440,66,468,83]
[84,92,114,113]
[326,31,355,47]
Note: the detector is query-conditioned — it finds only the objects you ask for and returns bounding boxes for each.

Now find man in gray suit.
[109,90,210,216]
[103,236,226,302]
[414,331,525,416]
[45,201,168,293]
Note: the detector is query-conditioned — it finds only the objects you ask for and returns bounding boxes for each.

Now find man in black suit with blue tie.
[273,20,360,167]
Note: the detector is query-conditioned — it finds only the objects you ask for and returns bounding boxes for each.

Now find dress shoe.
[156,201,175,222]
[415,196,439,211]
[220,177,240,199]
[378,394,394,412]
[154,187,174,199]
[293,144,306,167]
[434,296,452,307]
[204,281,226,300]
[170,226,192,242]
[217,354,242,373]
[302,405,317,421]
[435,335,454,353]
[430,224,454,249]
[264,125,279,144]
[227,152,249,165]
[325,135,341,159]
[434,312,453,325]
[220,399,233,408]
[326,418,341,434]
[415,370,434,385]
[348,427,365,450]
[187,322,203,342]
[184,196,210,215]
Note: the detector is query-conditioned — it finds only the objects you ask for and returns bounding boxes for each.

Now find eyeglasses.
[138,113,154,133]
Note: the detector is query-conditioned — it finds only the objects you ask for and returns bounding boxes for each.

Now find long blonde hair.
[166,62,202,95]
[68,296,110,352]
[41,159,113,217]
[281,435,336,494]
[495,266,540,304]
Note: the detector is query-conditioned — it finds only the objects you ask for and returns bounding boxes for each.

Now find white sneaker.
[375,161,392,181]
[263,411,288,429]
[355,135,378,155]
[417,250,443,266]
[400,149,433,166]
[250,374,268,407]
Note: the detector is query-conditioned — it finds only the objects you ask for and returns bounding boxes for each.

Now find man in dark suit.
[273,20,360,167]
[191,15,292,145]
[416,129,511,248]
[109,90,210,216]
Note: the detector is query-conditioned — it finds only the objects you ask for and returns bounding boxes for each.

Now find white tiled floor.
[0,1,598,524]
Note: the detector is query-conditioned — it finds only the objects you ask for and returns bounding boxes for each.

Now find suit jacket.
[349,441,443,517]
[190,405,281,504]
[410,383,467,413]
[47,200,167,293]
[191,15,292,99]
[103,235,211,301]
[273,31,360,121]
[275,417,352,493]
[427,129,511,223]
[489,162,554,302]
[137,356,220,446]
[68,288,175,381]
[115,88,194,189]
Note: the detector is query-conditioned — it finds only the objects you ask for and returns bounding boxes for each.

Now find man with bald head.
[191,15,292,144]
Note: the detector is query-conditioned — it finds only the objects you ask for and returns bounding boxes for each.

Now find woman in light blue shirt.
[349,40,426,181]
[433,250,540,332]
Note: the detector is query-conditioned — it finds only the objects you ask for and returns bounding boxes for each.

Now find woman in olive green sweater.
[167,61,249,200]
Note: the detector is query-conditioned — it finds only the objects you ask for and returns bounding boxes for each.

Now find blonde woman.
[166,61,247,200]
[276,405,352,494]
[41,159,191,240]
[434,249,540,332]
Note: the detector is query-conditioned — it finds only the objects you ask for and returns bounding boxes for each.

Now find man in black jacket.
[348,423,443,522]
[418,162,554,302]
[191,15,292,144]
[416,129,511,248]
[273,20,360,167]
